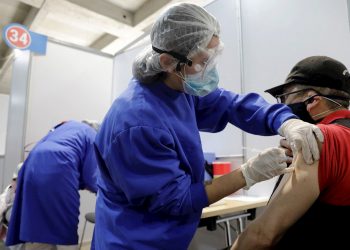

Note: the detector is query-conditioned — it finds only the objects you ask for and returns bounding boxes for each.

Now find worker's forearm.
[205,168,246,204]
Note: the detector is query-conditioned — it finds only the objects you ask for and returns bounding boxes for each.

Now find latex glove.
[280,138,293,158]
[241,147,293,189]
[278,119,324,164]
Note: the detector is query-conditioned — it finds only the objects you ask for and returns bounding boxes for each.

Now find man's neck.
[313,107,346,122]
[316,108,349,124]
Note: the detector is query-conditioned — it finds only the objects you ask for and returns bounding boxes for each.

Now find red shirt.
[317,110,350,205]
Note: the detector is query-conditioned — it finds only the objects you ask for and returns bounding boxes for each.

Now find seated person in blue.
[6,120,99,250]
[93,4,323,250]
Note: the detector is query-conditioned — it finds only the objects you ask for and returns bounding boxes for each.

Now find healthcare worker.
[93,3,323,250]
[6,120,99,250]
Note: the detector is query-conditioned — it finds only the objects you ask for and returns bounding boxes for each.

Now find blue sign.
[2,23,47,55]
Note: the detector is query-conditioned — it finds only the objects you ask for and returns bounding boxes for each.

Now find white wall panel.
[26,42,113,146]
[200,0,243,156]
[2,51,31,192]
[0,156,4,191]
[0,94,9,156]
[113,44,146,97]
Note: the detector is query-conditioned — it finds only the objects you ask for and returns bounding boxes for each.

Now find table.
[200,197,269,247]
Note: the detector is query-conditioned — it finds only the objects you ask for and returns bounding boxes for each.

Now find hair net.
[132,3,220,83]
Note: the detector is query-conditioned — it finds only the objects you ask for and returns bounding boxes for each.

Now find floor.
[80,242,91,250]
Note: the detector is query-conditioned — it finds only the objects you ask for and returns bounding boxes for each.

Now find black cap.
[265,56,350,97]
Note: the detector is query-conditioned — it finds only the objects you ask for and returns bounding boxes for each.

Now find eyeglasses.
[275,88,316,103]
[189,41,224,76]
[275,88,349,106]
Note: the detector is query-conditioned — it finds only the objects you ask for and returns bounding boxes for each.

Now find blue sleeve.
[195,88,297,135]
[105,126,208,216]
[80,131,98,193]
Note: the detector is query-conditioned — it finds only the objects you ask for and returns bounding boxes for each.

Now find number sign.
[4,24,31,49]
[2,23,47,55]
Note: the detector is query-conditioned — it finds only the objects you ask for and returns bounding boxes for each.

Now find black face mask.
[287,102,316,124]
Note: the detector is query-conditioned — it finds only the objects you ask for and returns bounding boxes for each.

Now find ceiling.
[0,0,213,94]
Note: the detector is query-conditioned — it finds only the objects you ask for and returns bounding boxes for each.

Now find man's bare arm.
[231,152,320,250]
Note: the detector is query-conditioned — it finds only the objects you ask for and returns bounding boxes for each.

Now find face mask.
[182,67,219,97]
[287,102,316,124]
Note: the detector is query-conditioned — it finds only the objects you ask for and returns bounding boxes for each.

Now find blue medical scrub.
[6,121,98,246]
[93,79,296,249]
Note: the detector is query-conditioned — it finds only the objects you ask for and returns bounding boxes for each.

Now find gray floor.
[189,222,239,250]
[0,241,9,250]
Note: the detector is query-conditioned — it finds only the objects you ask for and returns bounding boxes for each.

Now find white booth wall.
[0,94,9,156]
[25,41,113,147]
[0,94,9,182]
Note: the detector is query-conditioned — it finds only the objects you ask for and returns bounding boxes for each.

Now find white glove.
[241,147,293,189]
[278,119,324,164]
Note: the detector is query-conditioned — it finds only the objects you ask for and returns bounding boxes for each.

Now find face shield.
[186,41,224,79]
[175,40,224,97]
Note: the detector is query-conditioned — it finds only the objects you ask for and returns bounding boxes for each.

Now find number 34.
[9,29,29,45]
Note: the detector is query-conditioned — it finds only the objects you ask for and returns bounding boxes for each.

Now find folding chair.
[79,212,95,250]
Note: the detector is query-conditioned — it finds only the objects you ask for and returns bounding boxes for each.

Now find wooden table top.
[201,197,269,218]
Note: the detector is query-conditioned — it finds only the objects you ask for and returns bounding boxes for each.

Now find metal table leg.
[225,220,232,246]
[217,212,250,247]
